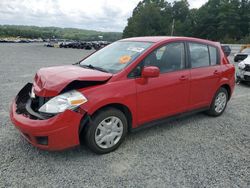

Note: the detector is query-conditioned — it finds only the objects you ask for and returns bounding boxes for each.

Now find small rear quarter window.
[209,46,218,65]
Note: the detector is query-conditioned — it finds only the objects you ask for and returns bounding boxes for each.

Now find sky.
[0,0,208,32]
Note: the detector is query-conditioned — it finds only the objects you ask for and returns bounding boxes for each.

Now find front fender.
[78,79,137,127]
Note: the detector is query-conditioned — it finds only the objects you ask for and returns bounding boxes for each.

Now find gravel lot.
[0,43,249,187]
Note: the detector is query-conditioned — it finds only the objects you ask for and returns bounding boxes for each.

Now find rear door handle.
[214,70,220,75]
[179,75,188,81]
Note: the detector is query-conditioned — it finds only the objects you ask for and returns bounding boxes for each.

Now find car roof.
[120,36,174,43]
[120,36,219,46]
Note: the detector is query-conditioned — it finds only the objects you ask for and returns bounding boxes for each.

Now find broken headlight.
[38,90,87,114]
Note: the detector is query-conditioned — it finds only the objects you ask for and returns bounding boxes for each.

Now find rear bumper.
[10,84,85,151]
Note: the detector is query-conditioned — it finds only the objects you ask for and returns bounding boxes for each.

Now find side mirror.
[142,66,160,78]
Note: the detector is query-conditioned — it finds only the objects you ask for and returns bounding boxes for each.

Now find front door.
[135,42,190,125]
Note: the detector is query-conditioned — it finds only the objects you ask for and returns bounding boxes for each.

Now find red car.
[10,37,235,154]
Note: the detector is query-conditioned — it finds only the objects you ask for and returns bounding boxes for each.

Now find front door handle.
[179,75,188,81]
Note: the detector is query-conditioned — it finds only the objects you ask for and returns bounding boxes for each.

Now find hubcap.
[95,116,123,149]
[215,92,227,113]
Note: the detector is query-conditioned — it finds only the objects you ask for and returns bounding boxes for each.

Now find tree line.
[0,25,122,41]
[123,0,250,43]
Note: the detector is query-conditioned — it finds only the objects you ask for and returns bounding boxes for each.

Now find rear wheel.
[206,87,228,116]
[85,108,127,154]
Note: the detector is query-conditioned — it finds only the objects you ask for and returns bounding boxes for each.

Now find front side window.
[189,43,210,68]
[144,42,186,73]
[129,42,186,77]
[80,41,152,73]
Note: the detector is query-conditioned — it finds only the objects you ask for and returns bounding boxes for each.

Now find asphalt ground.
[0,43,249,187]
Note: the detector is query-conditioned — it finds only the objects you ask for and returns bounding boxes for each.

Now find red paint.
[10,37,235,150]
[10,100,83,150]
[34,65,112,97]
[135,69,190,125]
[141,66,160,78]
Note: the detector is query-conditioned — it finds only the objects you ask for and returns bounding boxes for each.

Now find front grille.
[30,95,51,112]
[16,83,32,116]
[244,64,250,71]
[15,83,54,120]
[29,95,55,119]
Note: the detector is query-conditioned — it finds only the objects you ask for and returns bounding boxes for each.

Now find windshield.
[242,48,250,53]
[80,41,153,73]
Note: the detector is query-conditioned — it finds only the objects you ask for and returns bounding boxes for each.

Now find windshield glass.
[242,48,250,53]
[80,41,153,73]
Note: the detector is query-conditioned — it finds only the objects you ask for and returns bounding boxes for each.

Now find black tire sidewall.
[85,108,128,154]
[209,87,229,116]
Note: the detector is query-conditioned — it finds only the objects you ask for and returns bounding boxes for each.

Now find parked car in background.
[234,47,250,62]
[57,41,108,50]
[237,56,250,82]
[10,36,235,154]
[240,44,250,52]
[84,42,92,50]
[44,42,55,47]
[221,45,231,57]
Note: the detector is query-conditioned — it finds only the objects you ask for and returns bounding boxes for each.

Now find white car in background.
[237,56,250,82]
[234,48,250,62]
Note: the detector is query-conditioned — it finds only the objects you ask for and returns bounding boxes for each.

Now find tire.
[84,108,128,154]
[206,87,229,117]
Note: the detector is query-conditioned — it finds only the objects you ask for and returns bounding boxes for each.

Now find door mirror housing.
[142,66,160,78]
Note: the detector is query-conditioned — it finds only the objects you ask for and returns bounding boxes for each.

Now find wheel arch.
[220,84,231,100]
[79,103,133,138]
[93,103,133,131]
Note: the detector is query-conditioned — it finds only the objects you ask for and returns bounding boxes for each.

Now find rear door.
[188,42,221,110]
[133,42,190,125]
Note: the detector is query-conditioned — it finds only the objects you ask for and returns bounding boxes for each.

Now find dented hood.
[33,65,112,97]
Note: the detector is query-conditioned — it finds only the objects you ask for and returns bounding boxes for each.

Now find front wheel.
[84,108,128,154]
[206,87,228,117]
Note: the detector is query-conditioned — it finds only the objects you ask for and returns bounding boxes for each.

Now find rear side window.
[189,43,210,68]
[128,42,185,78]
[209,46,218,65]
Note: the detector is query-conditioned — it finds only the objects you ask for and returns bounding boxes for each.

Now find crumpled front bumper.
[237,69,250,81]
[9,83,85,151]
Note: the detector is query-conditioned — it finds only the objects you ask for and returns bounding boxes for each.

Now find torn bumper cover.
[237,64,250,82]
[10,83,85,150]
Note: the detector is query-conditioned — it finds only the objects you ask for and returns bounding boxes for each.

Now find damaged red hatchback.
[10,37,235,154]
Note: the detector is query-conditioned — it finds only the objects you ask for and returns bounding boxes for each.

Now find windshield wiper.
[73,60,81,65]
[80,64,109,73]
